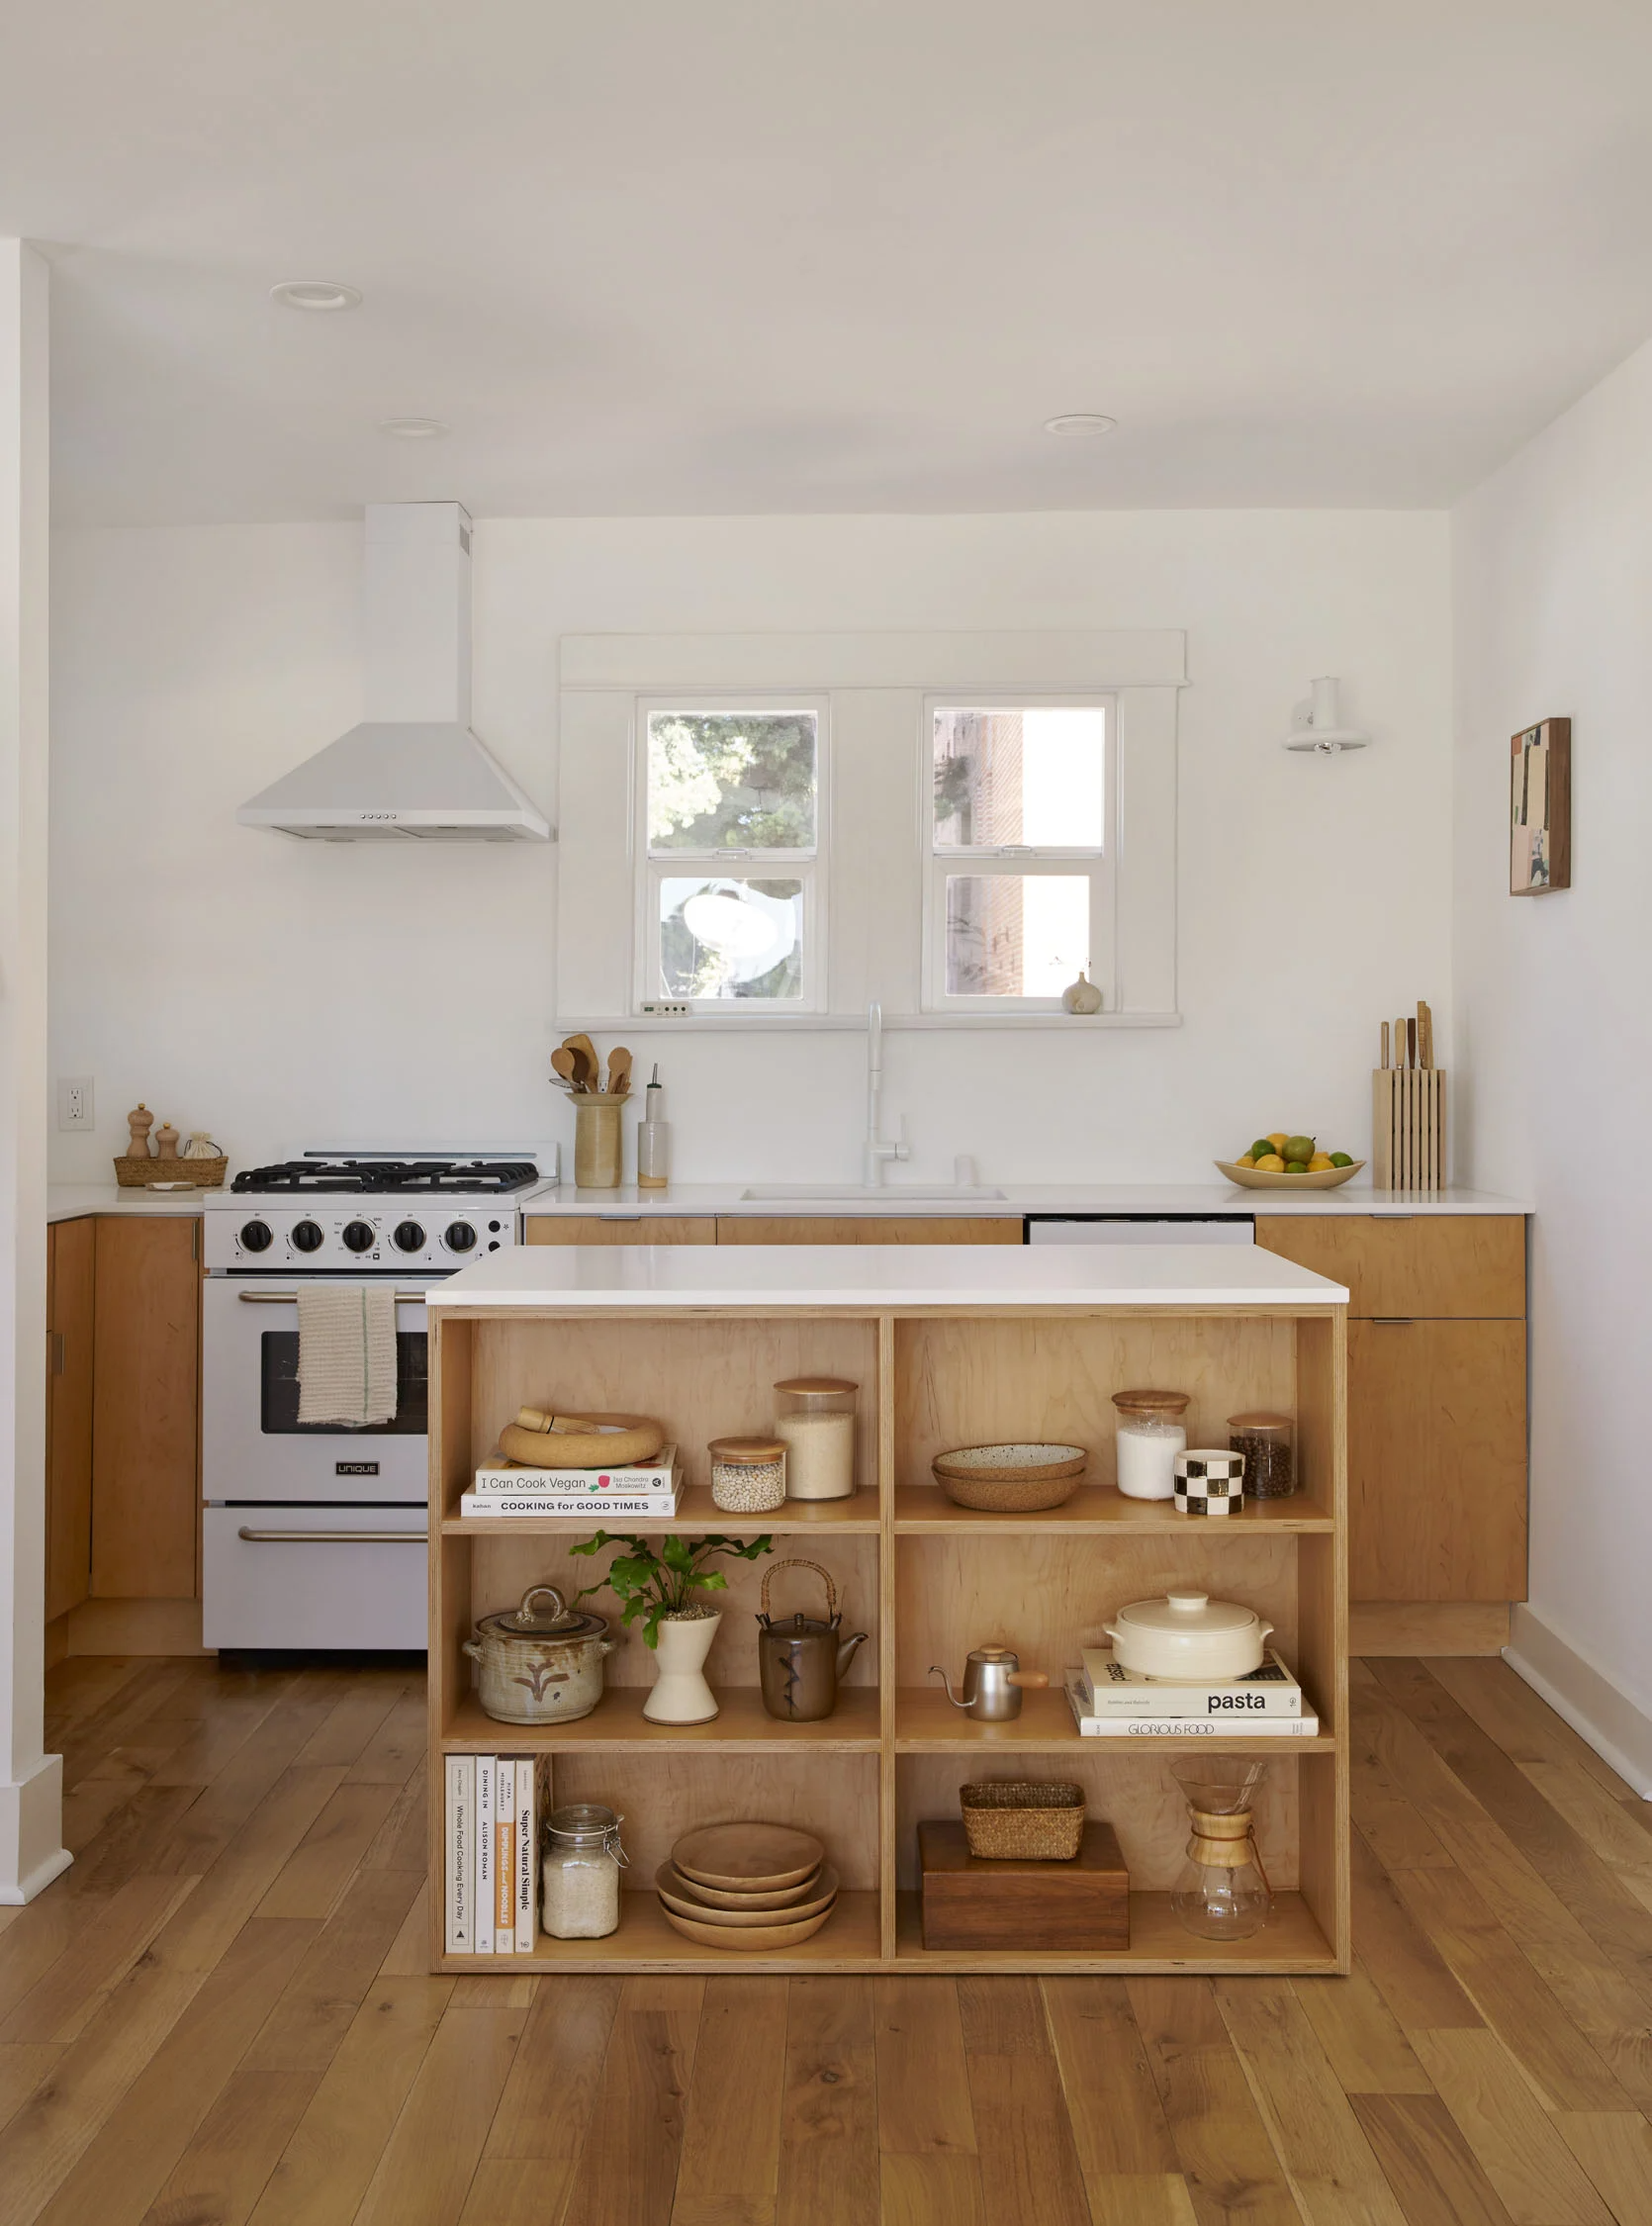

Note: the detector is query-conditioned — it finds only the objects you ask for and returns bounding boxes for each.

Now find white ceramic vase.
[644,1611,721,1723]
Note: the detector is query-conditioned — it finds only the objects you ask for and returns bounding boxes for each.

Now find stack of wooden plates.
[656,1822,837,1949]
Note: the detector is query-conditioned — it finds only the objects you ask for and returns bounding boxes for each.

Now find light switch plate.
[57,1075,94,1130]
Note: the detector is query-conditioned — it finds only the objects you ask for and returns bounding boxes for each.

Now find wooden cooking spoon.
[606,1047,633,1097]
[550,1048,582,1091]
[564,1034,599,1090]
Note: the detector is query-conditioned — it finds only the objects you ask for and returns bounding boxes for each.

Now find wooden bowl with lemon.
[1216,1133,1365,1191]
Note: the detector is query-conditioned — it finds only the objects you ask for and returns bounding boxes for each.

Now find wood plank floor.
[5,1653,1652,2223]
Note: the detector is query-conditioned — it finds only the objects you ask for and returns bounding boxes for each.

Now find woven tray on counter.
[112,1156,229,1189]
[960,1780,1086,1861]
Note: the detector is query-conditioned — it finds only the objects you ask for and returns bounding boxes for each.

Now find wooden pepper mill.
[126,1104,154,1159]
[153,1121,180,1160]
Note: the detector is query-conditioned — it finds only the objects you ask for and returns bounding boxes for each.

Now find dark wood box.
[918,1819,1130,1952]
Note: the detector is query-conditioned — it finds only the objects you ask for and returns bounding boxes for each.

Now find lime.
[1284,1135,1315,1163]
[1329,1151,1352,1168]
[1248,1140,1274,1161]
[1285,1159,1310,1174]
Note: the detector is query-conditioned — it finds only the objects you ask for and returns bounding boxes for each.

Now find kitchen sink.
[739,1183,1009,1202]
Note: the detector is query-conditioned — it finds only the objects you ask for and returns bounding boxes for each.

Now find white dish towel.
[297,1284,398,1428]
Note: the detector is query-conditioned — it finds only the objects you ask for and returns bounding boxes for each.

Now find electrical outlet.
[57,1076,94,1131]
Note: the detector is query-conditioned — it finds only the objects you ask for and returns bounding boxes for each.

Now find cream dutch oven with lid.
[464,1584,615,1724]
[1105,1588,1273,1681]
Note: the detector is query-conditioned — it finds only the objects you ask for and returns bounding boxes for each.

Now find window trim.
[632,693,830,1015]
[920,693,1118,1014]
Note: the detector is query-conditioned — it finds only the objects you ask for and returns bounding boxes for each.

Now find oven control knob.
[392,1221,426,1253]
[341,1220,377,1253]
[239,1220,273,1253]
[443,1221,478,1253]
[291,1220,324,1253]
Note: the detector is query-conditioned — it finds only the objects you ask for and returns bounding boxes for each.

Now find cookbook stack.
[461,1442,680,1519]
[444,1753,543,1953]
[1064,1649,1319,1737]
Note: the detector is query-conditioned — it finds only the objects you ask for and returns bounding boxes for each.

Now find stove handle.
[235,1526,428,1544]
[233,1290,431,1303]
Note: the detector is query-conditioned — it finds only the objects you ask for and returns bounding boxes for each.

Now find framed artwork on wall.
[1511,716,1571,894]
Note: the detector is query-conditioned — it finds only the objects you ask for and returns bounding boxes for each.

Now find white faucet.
[862,1001,910,1186]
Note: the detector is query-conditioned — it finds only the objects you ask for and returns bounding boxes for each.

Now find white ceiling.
[9,1,1652,524]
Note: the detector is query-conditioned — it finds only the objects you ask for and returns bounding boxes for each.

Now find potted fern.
[571,1530,773,1723]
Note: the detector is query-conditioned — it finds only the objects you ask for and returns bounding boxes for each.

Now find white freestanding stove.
[201,1151,545,1650]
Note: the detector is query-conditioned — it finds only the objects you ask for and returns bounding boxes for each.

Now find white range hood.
[238,502,552,842]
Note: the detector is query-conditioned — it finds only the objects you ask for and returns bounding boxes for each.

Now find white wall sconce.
[1283,676,1369,754]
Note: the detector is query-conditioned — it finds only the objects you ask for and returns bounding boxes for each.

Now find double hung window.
[637,699,826,1010]
[924,698,1113,1009]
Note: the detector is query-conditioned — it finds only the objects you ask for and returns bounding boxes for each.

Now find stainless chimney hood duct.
[237,502,552,842]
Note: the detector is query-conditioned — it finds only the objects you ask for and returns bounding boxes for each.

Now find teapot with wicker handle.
[756,1558,868,1722]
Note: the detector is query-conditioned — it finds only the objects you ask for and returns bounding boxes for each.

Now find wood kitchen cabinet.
[716,1217,1022,1246]
[90,1216,201,1599]
[526,1216,718,1245]
[45,1219,96,1621]
[1256,1214,1527,1607]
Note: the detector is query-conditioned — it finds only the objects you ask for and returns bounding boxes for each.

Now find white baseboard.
[0,1752,71,1903]
[1506,1605,1652,1801]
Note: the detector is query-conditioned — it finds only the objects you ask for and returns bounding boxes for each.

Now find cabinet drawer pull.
[234,1289,428,1304]
[1371,1317,1417,1327]
[235,1526,428,1544]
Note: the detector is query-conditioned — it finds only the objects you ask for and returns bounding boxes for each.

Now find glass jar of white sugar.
[541,1803,626,1939]
[1111,1388,1190,1501]
[774,1377,858,1500]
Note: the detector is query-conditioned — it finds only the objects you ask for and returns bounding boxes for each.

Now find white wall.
[1454,337,1652,1779]
[49,510,1451,1186]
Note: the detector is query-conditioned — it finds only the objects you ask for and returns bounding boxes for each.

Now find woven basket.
[113,1156,228,1190]
[960,1780,1086,1861]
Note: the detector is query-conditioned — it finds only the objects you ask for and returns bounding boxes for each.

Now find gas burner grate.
[230,1159,539,1196]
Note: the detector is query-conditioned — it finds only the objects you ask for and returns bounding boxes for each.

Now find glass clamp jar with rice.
[541,1803,628,1939]
[774,1377,858,1500]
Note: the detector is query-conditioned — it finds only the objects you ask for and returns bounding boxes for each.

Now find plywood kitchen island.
[425,1244,1349,1975]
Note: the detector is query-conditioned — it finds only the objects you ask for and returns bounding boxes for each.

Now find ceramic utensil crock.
[463,1585,614,1724]
[1104,1589,1272,1681]
[756,1558,868,1720]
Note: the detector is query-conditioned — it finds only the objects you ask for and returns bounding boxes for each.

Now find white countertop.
[48,1182,209,1222]
[517,1180,1530,1219]
[428,1241,1349,1311]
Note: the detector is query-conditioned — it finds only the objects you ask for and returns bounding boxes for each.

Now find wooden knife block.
[1372,1067,1445,1191]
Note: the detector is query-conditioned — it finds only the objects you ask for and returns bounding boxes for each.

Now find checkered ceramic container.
[1173,1446,1245,1518]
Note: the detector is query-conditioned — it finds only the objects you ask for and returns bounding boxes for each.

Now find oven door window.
[259,1332,428,1436]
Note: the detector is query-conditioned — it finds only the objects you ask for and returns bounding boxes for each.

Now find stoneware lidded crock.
[1104,1588,1272,1681]
[464,1584,615,1724]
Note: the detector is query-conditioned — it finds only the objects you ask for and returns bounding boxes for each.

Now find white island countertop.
[428,1241,1349,1312]
[518,1180,1530,1220]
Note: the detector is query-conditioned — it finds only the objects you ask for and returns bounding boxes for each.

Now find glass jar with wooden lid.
[774,1377,858,1500]
[708,1436,787,1514]
[1227,1412,1295,1499]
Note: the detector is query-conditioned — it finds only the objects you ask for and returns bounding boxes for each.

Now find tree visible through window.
[641,706,823,1006]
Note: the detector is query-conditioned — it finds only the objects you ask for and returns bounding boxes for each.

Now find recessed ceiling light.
[269,280,362,313]
[1043,413,1117,437]
[380,417,449,439]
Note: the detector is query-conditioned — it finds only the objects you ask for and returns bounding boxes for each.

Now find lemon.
[1266,1132,1289,1153]
[1330,1152,1352,1168]
[1284,1135,1315,1163]
[1254,1153,1287,1172]
[1308,1153,1333,1171]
